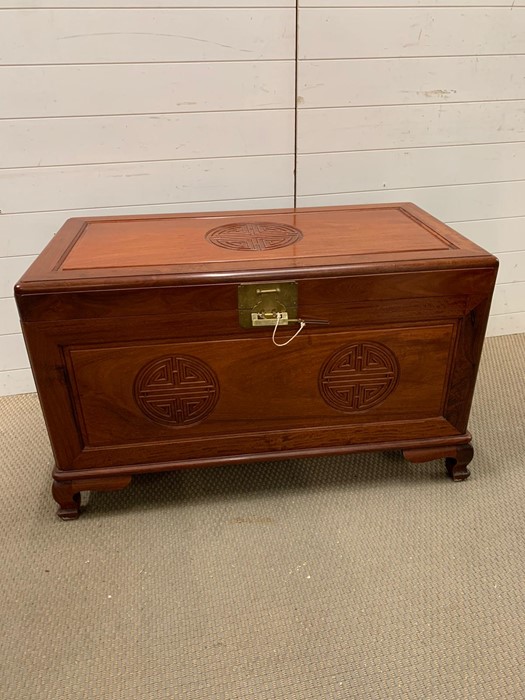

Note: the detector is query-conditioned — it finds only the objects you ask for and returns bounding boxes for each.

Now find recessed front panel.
[66,324,456,456]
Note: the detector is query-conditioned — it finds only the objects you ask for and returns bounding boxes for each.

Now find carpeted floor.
[1,333,524,699]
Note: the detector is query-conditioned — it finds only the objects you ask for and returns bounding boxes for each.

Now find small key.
[288,318,330,326]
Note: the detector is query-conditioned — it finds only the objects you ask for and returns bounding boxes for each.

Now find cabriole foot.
[445,443,474,482]
[52,480,81,520]
[52,475,132,520]
[403,442,474,482]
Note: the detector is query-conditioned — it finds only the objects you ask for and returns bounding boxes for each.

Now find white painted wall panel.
[298,3,525,340]
[0,111,294,168]
[0,196,295,258]
[0,257,37,298]
[0,1,293,6]
[298,56,525,109]
[492,283,525,316]
[0,155,294,214]
[301,1,523,6]
[497,252,525,285]
[298,101,525,154]
[9,0,518,6]
[299,8,525,59]
[0,61,295,118]
[487,312,525,337]
[451,218,525,254]
[0,298,20,336]
[297,143,525,196]
[296,181,525,223]
[0,255,36,299]
[2,1,522,7]
[0,370,35,397]
[0,4,295,394]
[0,9,294,64]
[0,335,29,372]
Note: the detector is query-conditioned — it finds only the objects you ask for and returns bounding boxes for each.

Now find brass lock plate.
[238,281,298,328]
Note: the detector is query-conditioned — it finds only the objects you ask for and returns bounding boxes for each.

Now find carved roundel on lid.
[134,355,219,426]
[319,342,399,413]
[205,221,303,252]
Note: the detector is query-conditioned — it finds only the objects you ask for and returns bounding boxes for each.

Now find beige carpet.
[1,333,524,700]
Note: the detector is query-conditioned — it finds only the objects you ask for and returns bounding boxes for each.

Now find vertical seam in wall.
[293,0,299,209]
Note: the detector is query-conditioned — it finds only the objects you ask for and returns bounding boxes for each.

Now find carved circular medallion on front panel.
[205,221,303,251]
[134,355,219,426]
[319,342,399,413]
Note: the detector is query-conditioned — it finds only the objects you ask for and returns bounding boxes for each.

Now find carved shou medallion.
[206,221,303,252]
[319,342,399,412]
[134,355,219,426]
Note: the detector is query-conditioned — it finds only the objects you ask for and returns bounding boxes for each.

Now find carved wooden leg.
[445,444,474,482]
[52,479,81,520]
[403,442,474,482]
[52,475,132,520]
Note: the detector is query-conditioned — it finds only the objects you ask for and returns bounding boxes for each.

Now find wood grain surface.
[16,204,494,292]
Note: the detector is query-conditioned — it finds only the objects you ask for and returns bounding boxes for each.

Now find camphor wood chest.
[15,203,498,519]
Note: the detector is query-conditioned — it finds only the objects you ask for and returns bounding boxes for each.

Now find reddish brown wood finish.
[16,203,494,292]
[15,204,498,518]
[60,207,450,270]
[403,443,474,481]
[52,476,132,520]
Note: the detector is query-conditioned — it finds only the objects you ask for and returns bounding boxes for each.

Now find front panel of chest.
[61,323,456,457]
[24,266,496,472]
[49,323,456,476]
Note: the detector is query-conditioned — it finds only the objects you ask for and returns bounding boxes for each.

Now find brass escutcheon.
[238,281,298,328]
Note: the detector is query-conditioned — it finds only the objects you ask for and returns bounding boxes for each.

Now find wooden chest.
[15,203,498,519]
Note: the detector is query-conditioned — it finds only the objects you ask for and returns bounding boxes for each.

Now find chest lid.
[16,203,496,294]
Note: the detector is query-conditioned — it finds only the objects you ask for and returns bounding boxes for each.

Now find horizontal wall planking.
[0,257,36,298]
[0,195,295,258]
[487,311,525,337]
[299,8,525,59]
[297,143,525,196]
[0,155,294,214]
[298,56,525,108]
[0,334,29,372]
[297,101,525,154]
[0,369,35,397]
[497,252,525,285]
[300,1,524,6]
[296,180,525,223]
[0,1,294,6]
[0,110,294,169]
[0,9,294,64]
[0,298,20,336]
[449,217,525,254]
[0,62,294,118]
[2,0,518,7]
[491,283,525,316]
[6,1,519,7]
